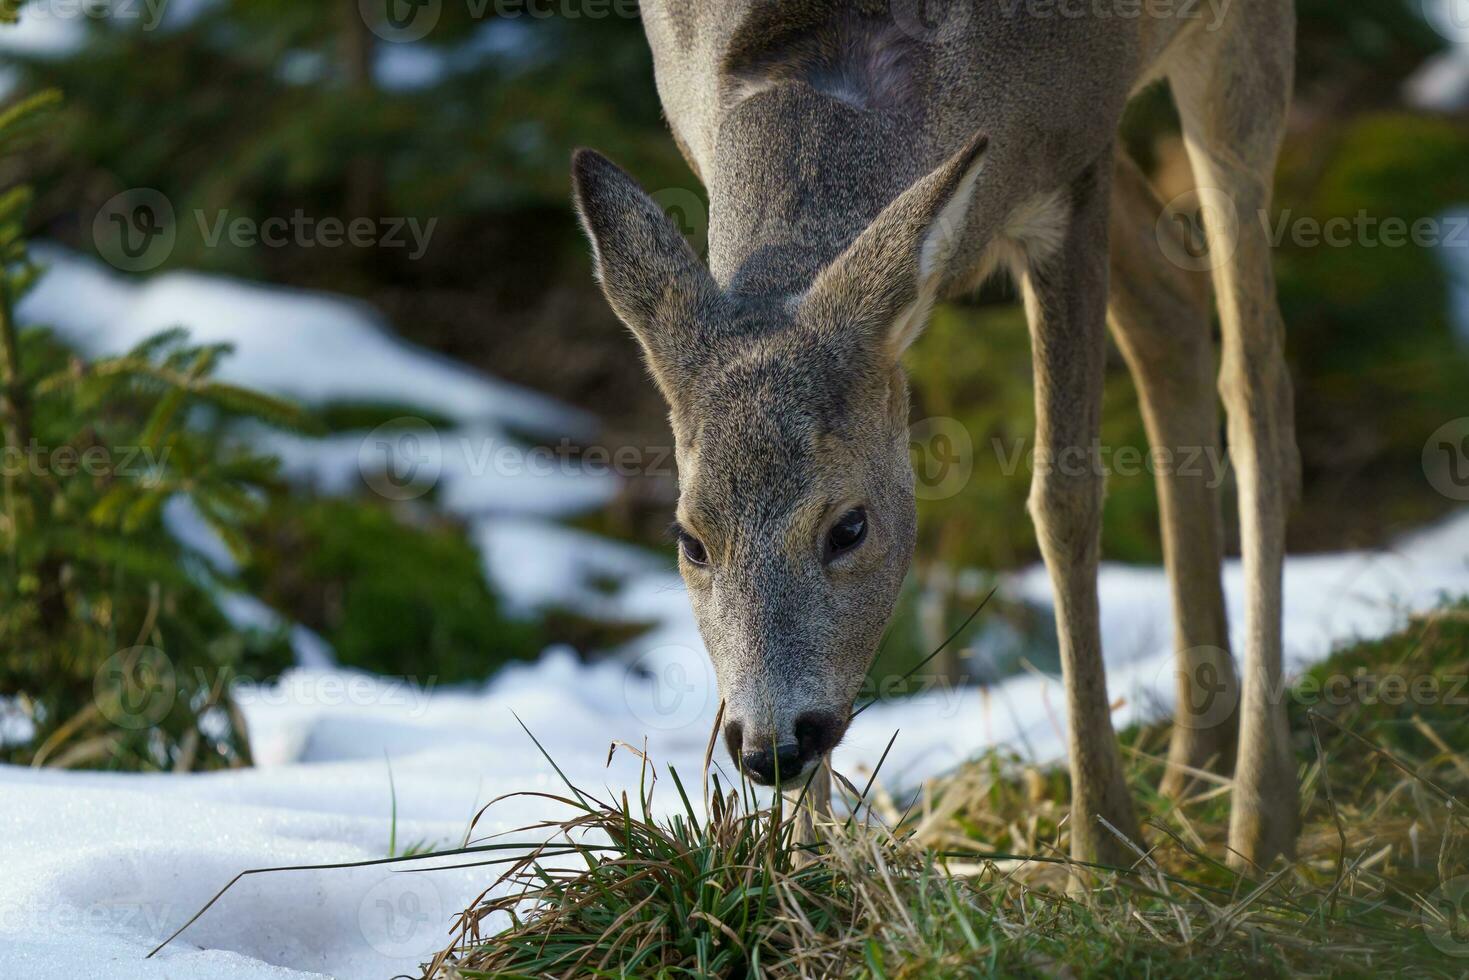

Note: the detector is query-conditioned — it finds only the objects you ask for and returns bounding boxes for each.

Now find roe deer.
[572,0,1301,869]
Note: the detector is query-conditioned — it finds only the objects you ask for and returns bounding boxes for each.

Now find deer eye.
[825,508,867,562]
[675,527,708,566]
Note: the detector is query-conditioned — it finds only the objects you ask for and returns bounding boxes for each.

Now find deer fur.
[572,0,1300,869]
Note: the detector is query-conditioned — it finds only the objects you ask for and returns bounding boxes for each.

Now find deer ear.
[800,132,988,363]
[572,149,718,388]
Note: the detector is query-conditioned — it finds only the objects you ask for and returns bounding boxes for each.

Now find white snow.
[472,516,668,613]
[1405,48,1469,111]
[260,426,616,523]
[0,0,218,60]
[4,241,1469,977]
[1436,206,1469,347]
[0,4,88,58]
[21,247,590,439]
[1407,0,1469,110]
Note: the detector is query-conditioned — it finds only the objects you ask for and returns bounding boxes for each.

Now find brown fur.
[574,0,1300,870]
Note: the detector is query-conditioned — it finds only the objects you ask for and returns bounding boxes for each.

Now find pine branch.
[1,273,32,570]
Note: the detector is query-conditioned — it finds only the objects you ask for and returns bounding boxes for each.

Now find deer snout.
[723,710,846,786]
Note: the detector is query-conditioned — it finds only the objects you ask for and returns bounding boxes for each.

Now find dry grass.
[424,606,1469,978]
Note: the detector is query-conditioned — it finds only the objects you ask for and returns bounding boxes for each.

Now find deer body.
[574,0,1300,869]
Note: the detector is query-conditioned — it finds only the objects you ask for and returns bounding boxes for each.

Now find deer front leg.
[1019,154,1141,868]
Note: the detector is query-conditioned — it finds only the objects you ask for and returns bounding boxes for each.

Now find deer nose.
[724,721,799,784]
[740,741,803,785]
[724,712,845,786]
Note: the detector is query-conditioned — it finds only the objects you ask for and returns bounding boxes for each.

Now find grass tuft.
[426,604,1469,978]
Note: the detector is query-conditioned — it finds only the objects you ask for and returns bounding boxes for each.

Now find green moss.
[245,497,543,684]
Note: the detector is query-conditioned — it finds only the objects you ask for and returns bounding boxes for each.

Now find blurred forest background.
[2,0,1467,768]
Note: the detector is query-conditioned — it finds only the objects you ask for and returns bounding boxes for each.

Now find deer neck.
[705,84,927,299]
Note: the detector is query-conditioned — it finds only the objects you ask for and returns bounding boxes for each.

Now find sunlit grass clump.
[427,606,1468,979]
[424,729,993,977]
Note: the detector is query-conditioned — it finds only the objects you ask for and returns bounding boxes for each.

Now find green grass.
[425,605,1469,978]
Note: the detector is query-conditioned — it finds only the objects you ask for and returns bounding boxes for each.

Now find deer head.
[571,133,986,786]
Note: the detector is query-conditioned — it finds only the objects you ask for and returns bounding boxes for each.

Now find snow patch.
[21,246,590,437]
